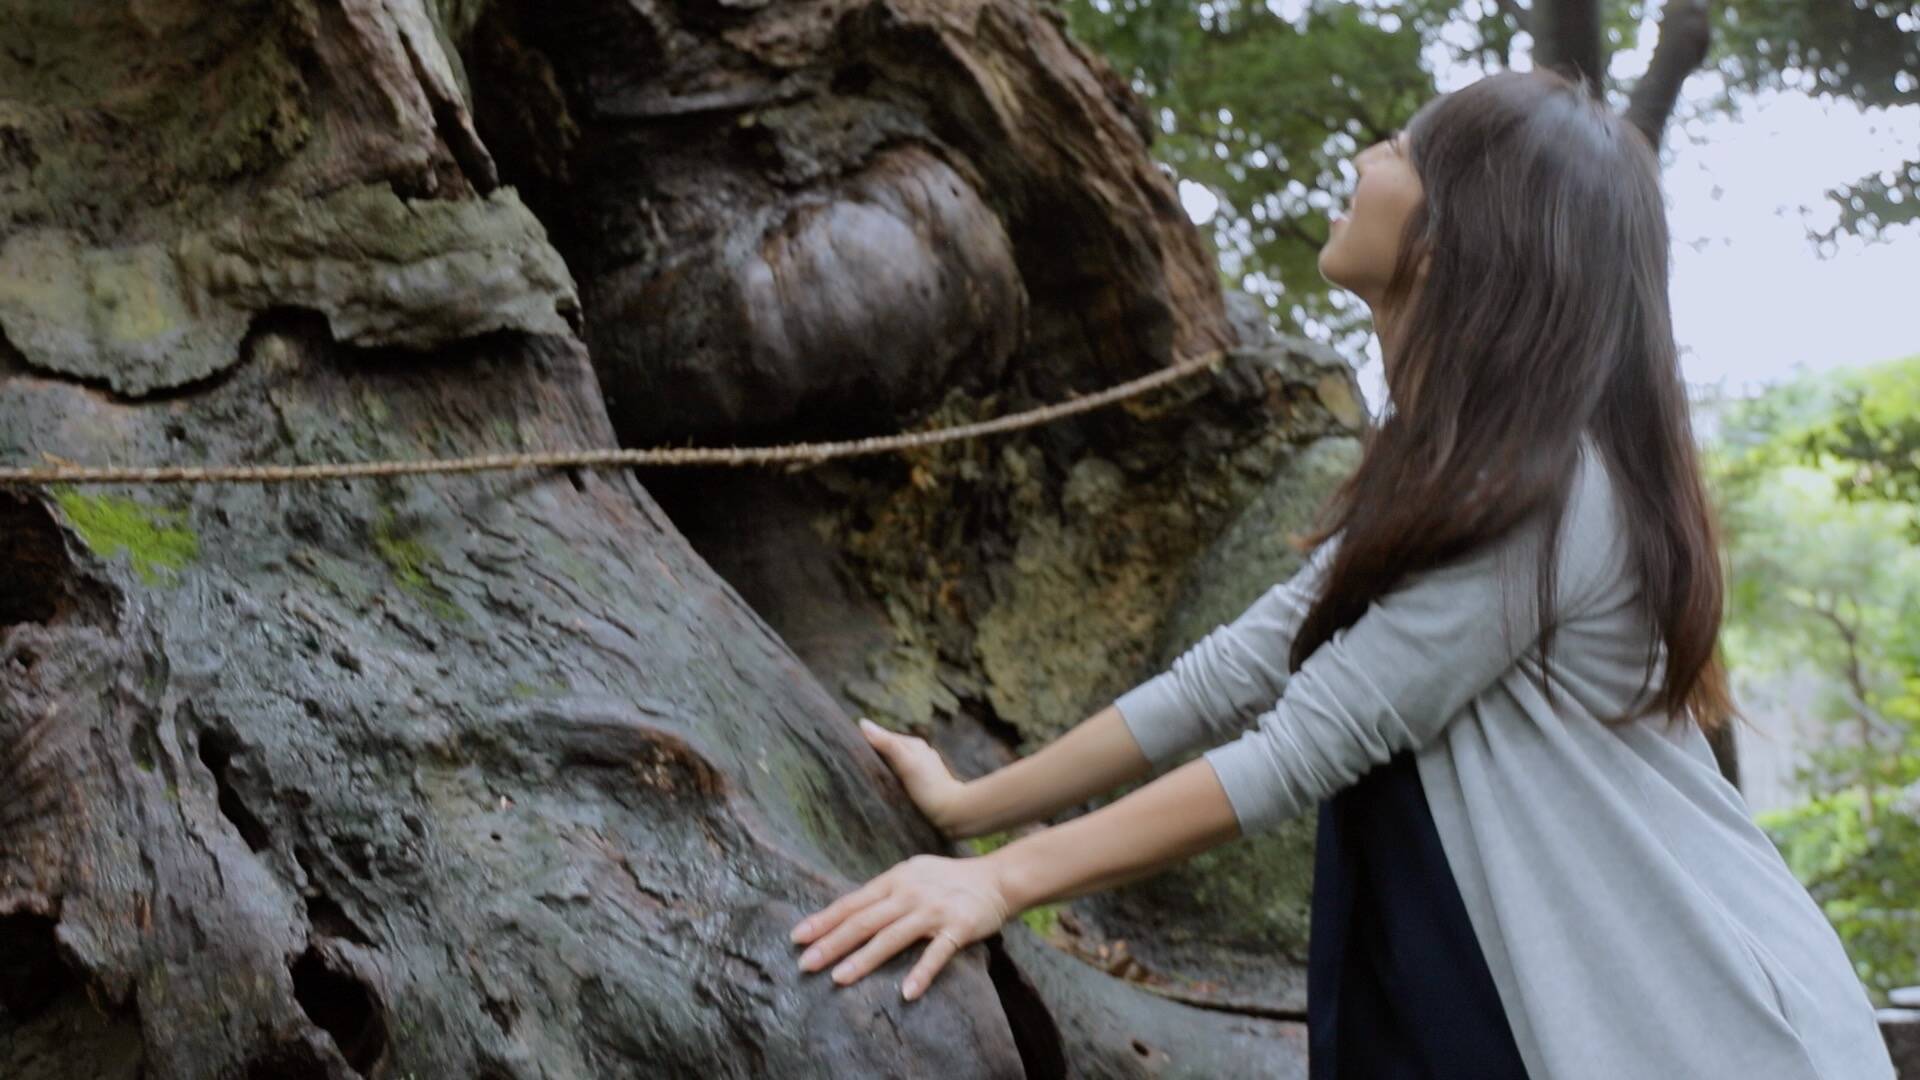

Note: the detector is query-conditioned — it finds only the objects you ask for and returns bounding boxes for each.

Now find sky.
[1176,6,1920,420]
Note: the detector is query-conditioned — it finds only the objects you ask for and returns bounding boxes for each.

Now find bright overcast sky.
[1177,7,1920,418]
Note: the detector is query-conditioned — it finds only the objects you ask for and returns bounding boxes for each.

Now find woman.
[788,68,1896,1079]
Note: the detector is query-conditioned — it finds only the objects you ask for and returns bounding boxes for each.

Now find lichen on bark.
[49,489,201,587]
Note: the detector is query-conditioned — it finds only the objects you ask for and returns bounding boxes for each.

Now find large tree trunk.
[1,0,1362,1075]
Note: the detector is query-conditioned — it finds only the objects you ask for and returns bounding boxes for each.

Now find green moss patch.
[373,510,467,622]
[51,488,198,585]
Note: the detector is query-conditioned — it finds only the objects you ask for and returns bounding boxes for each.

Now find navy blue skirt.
[1307,750,1531,1079]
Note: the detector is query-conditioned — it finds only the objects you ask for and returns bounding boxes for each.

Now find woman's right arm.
[941,534,1342,838]
[942,703,1155,838]
[1110,533,1343,770]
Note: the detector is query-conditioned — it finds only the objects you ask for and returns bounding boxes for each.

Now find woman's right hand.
[858,717,977,840]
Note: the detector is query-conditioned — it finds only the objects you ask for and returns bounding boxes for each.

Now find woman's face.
[1317,129,1426,308]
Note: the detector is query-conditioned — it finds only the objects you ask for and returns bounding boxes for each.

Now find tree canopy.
[1055,0,1919,351]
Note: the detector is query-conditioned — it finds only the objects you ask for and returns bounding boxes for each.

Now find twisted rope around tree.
[0,349,1230,487]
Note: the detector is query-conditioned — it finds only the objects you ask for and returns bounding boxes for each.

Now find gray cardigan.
[1113,435,1895,1079]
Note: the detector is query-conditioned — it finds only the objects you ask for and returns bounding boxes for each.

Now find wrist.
[981,830,1050,916]
[990,826,1036,910]
[942,778,994,839]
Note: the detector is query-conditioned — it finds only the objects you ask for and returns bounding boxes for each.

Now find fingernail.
[792,919,811,941]
[902,979,920,1000]
[832,962,852,980]
[800,948,820,968]
[859,717,876,733]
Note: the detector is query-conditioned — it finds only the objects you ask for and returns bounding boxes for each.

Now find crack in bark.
[396,26,500,195]
[290,944,388,1075]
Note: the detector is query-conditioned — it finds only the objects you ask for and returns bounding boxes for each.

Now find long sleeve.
[1112,533,1344,769]
[1202,445,1624,835]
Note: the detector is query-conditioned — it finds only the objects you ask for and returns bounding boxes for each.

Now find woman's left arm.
[793,451,1624,1000]
[991,750,1242,906]
[790,753,1239,1000]
[997,480,1623,913]
[790,524,1567,1002]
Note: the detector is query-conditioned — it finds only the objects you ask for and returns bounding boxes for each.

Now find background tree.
[1732,354,1920,529]
[1705,354,1920,1004]
[1055,0,1917,352]
[1711,447,1919,811]
[1712,0,1920,248]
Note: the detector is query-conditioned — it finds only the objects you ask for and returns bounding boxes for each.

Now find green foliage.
[1708,353,1920,1003]
[1054,0,1447,348]
[1715,353,1920,532]
[1789,355,1920,519]
[1707,358,1920,782]
[1709,0,1920,245]
[1757,787,1920,1004]
[1712,0,1919,110]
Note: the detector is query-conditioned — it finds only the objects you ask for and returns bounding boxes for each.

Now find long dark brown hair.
[1288,67,1737,738]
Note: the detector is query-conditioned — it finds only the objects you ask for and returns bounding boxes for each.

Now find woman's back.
[1411,440,1894,1079]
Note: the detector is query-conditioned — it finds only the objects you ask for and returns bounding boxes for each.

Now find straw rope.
[0,348,1229,487]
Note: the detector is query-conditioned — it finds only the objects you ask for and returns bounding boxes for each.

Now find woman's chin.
[1316,250,1349,289]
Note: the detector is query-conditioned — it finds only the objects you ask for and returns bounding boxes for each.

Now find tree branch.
[1532,0,1606,97]
[1834,682,1902,739]
[1624,0,1713,151]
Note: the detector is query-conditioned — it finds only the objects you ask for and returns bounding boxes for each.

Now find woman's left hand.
[790,852,1016,1002]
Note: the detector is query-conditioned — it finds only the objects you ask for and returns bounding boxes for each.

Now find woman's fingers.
[828,909,939,987]
[902,928,964,1002]
[858,718,968,837]
[797,895,908,974]
[861,717,918,770]
[792,854,1013,1002]
[791,873,893,947]
[863,718,942,775]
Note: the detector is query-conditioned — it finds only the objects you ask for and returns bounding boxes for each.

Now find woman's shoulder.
[1582,431,1639,524]
[1569,433,1621,533]
[1475,434,1631,617]
[1559,433,1633,609]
